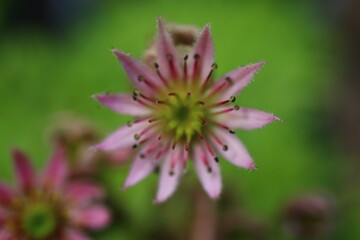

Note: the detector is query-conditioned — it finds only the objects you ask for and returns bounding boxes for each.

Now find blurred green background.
[1,0,359,239]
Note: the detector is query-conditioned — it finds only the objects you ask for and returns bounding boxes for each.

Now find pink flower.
[0,147,110,240]
[92,18,280,203]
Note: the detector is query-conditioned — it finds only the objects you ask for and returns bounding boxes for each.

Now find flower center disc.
[154,87,208,144]
[22,202,58,239]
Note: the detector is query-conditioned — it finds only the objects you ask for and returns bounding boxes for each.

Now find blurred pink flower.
[92,18,279,203]
[0,147,110,240]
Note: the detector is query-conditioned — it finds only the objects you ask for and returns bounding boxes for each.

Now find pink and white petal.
[211,128,255,169]
[218,107,280,130]
[113,50,162,95]
[123,142,159,189]
[154,148,183,203]
[214,62,265,100]
[193,144,222,199]
[42,145,68,189]
[12,149,37,192]
[92,93,150,116]
[0,228,13,240]
[71,205,110,230]
[191,24,214,83]
[65,181,105,203]
[64,229,90,240]
[0,183,16,205]
[156,17,182,80]
[92,121,150,151]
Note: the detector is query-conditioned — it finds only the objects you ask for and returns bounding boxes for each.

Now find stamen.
[211,96,236,108]
[166,53,178,79]
[214,157,219,163]
[214,121,230,130]
[154,62,168,86]
[222,145,228,151]
[134,134,140,141]
[213,107,234,115]
[183,55,188,84]
[192,53,200,80]
[137,75,157,90]
[139,93,156,104]
[201,63,217,92]
[206,76,233,98]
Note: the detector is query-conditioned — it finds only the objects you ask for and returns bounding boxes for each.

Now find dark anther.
[132,95,138,101]
[194,53,200,59]
[222,145,228,151]
[234,105,240,110]
[214,157,219,163]
[134,134,141,140]
[126,121,133,127]
[184,55,189,60]
[137,75,144,82]
[207,167,213,173]
[140,154,145,159]
[169,170,175,176]
[211,63,218,69]
[225,77,233,83]
[154,62,159,69]
[132,144,138,149]
[229,130,235,134]
[230,96,236,102]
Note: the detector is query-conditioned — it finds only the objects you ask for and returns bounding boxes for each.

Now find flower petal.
[211,128,255,169]
[92,93,150,116]
[123,142,159,189]
[219,107,280,130]
[42,145,68,189]
[0,228,13,240]
[12,149,37,192]
[156,17,182,80]
[214,62,265,100]
[64,229,90,240]
[154,147,183,203]
[92,121,150,151]
[112,50,162,96]
[193,143,222,199]
[72,205,111,230]
[191,24,214,83]
[65,181,105,203]
[0,183,15,205]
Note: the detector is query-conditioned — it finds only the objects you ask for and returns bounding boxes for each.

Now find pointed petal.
[113,50,162,95]
[156,17,182,80]
[193,143,222,199]
[123,142,159,189]
[219,107,280,130]
[65,181,105,203]
[93,121,150,151]
[154,148,182,203]
[0,228,13,240]
[214,62,265,100]
[92,93,150,116]
[211,128,255,169]
[191,24,214,83]
[12,149,37,192]
[64,229,90,240]
[0,183,15,205]
[42,145,68,189]
[72,205,111,230]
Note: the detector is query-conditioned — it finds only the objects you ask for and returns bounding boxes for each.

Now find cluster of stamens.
[127,52,243,174]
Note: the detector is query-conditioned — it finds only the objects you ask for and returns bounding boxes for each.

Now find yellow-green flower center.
[152,82,210,145]
[22,202,58,239]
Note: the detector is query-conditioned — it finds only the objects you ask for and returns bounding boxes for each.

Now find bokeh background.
[1,0,359,239]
